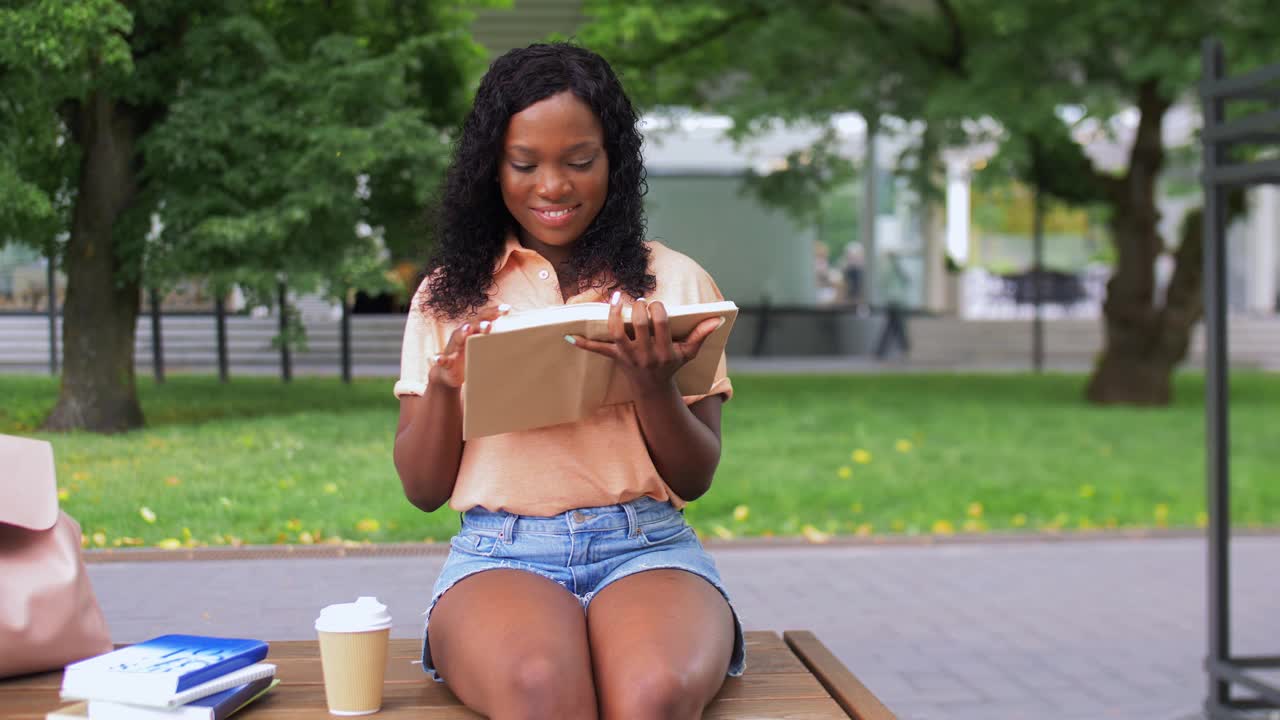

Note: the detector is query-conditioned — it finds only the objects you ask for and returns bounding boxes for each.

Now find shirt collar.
[491,231,609,304]
[494,231,539,274]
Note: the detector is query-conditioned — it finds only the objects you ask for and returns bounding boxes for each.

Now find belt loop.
[622,500,640,537]
[501,513,518,543]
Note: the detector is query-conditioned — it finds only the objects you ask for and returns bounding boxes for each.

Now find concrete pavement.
[84,534,1280,720]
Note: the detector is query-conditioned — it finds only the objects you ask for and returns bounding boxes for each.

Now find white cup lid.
[315,596,392,633]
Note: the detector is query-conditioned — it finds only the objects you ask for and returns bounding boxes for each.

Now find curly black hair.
[420,42,654,320]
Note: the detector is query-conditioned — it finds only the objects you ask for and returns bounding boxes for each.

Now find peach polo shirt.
[394,236,733,516]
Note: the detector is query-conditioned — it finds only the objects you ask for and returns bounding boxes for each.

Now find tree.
[0,0,484,432]
[581,0,1275,405]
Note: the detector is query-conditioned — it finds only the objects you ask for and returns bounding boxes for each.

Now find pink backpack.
[0,434,112,678]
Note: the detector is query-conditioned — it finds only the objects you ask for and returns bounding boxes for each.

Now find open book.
[462,300,737,439]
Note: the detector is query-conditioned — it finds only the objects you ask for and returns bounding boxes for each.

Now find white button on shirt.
[537,269,550,280]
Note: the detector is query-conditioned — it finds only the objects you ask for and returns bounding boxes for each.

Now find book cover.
[61,661,276,707]
[87,677,279,720]
[61,635,267,701]
[463,300,737,439]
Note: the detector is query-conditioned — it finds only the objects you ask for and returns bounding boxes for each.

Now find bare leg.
[430,569,598,720]
[587,569,735,720]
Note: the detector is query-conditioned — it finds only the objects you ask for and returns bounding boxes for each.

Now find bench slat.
[742,631,812,673]
[266,638,424,659]
[253,657,829,702]
[206,684,482,718]
[704,698,860,719]
[2,631,885,719]
[784,630,898,720]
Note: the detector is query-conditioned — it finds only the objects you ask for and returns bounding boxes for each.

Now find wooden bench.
[0,631,895,719]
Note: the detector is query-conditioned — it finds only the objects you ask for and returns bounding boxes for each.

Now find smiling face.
[499,91,609,260]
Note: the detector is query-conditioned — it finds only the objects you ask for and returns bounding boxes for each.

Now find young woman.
[393,42,745,720]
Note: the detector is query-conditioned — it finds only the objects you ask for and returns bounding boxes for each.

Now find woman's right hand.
[427,304,511,388]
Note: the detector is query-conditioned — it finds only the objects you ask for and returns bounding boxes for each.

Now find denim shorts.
[420,495,746,682]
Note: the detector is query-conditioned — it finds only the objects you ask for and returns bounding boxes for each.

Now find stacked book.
[49,635,277,720]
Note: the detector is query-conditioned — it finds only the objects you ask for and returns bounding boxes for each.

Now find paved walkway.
[85,535,1279,720]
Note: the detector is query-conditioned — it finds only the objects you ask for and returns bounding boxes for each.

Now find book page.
[489,303,610,333]
[491,300,737,336]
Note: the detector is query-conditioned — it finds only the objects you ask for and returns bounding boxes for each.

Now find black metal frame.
[1201,38,1280,720]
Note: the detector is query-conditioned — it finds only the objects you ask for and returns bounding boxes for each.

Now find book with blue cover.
[60,635,271,708]
[87,677,279,720]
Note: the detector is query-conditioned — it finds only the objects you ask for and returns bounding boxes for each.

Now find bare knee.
[601,667,703,720]
[507,654,562,709]
[492,653,597,720]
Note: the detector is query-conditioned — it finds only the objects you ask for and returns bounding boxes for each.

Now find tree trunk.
[1085,187,1174,404]
[1086,349,1176,405]
[42,92,144,433]
[1085,80,1184,406]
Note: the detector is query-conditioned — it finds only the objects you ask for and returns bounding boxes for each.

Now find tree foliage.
[582,0,1277,404]
[0,0,131,248]
[0,0,487,430]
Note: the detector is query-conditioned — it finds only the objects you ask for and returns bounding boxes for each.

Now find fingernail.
[479,321,491,331]
[610,291,621,306]
[564,335,577,345]
[498,304,511,313]
[461,323,471,333]
[432,354,443,365]
[716,317,727,329]
[635,297,647,303]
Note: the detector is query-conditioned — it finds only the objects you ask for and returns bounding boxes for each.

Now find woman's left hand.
[566,291,724,396]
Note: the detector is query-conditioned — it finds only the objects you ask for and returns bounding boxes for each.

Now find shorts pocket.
[449,529,504,557]
[638,515,694,547]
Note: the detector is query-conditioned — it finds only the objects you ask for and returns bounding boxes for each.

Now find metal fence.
[1200,37,1280,720]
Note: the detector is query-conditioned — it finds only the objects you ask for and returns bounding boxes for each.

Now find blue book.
[60,635,270,707]
[87,678,279,720]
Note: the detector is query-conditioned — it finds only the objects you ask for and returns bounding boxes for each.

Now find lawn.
[3,372,1277,548]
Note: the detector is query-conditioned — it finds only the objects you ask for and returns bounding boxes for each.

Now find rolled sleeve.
[680,265,733,405]
[682,358,733,405]
[394,280,446,398]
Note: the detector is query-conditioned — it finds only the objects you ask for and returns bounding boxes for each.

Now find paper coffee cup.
[315,596,393,716]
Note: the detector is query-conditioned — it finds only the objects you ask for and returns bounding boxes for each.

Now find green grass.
[3,373,1278,548]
